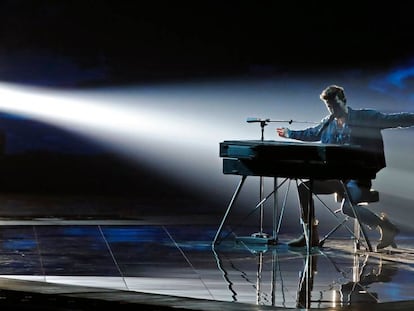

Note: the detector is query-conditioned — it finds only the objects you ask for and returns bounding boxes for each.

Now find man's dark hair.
[320,85,346,103]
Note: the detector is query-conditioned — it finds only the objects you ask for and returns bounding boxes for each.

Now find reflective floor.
[0,217,413,310]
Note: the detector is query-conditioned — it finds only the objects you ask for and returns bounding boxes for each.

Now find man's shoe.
[287,234,307,247]
[377,214,399,250]
[287,226,320,248]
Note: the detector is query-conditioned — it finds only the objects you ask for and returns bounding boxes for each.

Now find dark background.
[1,1,414,223]
[1,1,413,87]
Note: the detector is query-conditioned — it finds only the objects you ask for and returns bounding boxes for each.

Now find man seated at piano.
[277,84,414,250]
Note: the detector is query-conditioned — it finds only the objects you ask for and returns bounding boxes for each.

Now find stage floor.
[0,217,413,310]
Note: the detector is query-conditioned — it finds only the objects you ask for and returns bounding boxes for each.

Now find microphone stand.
[240,118,288,245]
[259,119,268,141]
[255,120,269,240]
[238,117,315,245]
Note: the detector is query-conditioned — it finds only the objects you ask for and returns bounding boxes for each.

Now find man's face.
[324,95,347,118]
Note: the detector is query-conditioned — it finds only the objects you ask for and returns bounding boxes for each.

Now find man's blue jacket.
[288,107,414,172]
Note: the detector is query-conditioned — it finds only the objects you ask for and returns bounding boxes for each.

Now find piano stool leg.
[318,201,372,251]
[212,175,247,246]
[353,217,362,252]
[319,216,349,247]
[341,184,373,252]
[299,180,371,251]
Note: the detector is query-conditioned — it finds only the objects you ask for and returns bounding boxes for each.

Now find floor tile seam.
[161,225,216,300]
[97,225,129,290]
[31,225,47,279]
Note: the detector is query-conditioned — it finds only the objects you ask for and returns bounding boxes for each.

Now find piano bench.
[334,189,379,205]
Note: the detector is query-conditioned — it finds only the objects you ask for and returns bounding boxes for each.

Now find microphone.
[246,117,270,123]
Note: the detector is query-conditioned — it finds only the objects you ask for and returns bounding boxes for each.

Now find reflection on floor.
[0,220,413,310]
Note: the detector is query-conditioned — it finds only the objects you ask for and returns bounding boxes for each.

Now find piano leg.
[212,175,247,246]
[258,176,265,238]
[307,180,315,255]
[274,178,293,243]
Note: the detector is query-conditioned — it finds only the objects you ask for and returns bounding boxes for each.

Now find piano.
[215,140,379,251]
[220,140,381,180]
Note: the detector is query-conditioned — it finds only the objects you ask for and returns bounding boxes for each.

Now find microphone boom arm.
[246,117,318,141]
[246,117,317,125]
